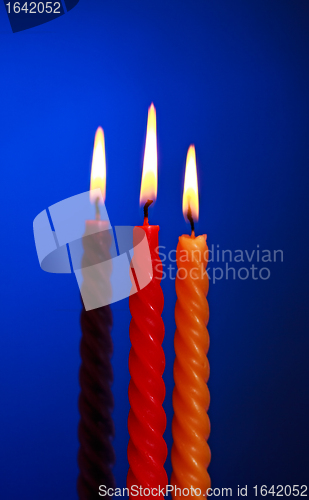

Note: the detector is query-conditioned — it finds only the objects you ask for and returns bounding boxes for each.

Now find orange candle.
[171,146,211,499]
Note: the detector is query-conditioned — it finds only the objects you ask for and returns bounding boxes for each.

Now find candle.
[78,127,116,498]
[171,146,211,499]
[127,104,168,496]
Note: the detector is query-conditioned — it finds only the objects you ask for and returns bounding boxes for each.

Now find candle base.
[78,304,115,499]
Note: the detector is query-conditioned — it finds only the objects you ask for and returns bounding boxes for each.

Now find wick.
[187,204,195,236]
[143,199,153,225]
[95,197,100,221]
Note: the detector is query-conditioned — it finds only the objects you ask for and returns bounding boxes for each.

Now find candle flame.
[90,127,106,203]
[140,104,157,205]
[182,145,199,221]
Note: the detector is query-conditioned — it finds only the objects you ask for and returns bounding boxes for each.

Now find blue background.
[0,1,308,498]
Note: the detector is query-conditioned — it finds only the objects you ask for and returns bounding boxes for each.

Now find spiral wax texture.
[78,221,115,499]
[171,234,210,499]
[127,224,168,497]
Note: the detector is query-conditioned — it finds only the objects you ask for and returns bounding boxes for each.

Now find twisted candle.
[171,233,211,499]
[127,223,168,496]
[78,224,115,499]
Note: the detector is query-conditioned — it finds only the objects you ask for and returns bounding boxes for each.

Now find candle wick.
[187,204,195,235]
[143,199,153,224]
[95,197,101,220]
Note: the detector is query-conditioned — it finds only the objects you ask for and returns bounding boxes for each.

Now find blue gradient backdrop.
[0,1,308,498]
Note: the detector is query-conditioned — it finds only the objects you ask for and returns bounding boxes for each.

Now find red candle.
[127,104,168,497]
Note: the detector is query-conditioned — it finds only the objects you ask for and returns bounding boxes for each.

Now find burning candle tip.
[143,199,153,224]
[187,204,195,236]
[95,197,101,221]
